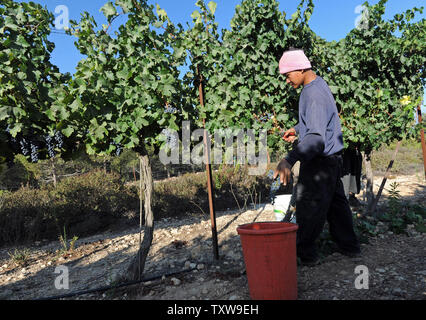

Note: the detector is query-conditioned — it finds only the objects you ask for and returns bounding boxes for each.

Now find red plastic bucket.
[237,222,298,300]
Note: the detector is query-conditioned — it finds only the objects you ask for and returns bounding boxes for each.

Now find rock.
[376,268,386,273]
[191,247,202,259]
[197,264,205,270]
[392,288,404,296]
[184,261,191,269]
[189,263,197,269]
[226,250,237,260]
[229,295,239,300]
[171,277,181,286]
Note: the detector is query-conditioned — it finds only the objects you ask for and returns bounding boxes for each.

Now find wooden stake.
[369,141,401,217]
[197,64,219,261]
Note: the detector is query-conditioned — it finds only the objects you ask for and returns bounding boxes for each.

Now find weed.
[8,248,31,266]
[58,226,79,256]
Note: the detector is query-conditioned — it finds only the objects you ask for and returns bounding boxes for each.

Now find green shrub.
[152,164,277,220]
[47,169,139,237]
[0,154,40,190]
[0,164,281,246]
[0,186,51,245]
[0,170,138,246]
[371,139,423,174]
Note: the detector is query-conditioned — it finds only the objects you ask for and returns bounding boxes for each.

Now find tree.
[0,0,71,167]
[62,0,187,280]
[199,0,326,158]
[320,0,425,211]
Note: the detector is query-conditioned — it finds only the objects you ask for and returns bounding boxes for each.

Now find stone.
[171,277,181,286]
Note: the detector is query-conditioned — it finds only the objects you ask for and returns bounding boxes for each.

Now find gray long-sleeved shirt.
[285,76,344,166]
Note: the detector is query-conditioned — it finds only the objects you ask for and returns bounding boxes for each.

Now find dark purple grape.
[45,135,55,158]
[54,131,64,149]
[30,142,39,163]
[19,138,30,156]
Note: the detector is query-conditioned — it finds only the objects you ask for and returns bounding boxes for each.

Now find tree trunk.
[125,152,154,281]
[51,158,57,188]
[362,152,375,214]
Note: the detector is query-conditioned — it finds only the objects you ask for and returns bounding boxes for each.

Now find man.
[274,48,360,266]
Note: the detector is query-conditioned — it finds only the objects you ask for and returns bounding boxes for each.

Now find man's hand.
[273,159,292,186]
[283,128,297,143]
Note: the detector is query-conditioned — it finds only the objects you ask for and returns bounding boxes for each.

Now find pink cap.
[279,50,312,74]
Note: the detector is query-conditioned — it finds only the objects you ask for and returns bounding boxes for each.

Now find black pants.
[295,154,360,261]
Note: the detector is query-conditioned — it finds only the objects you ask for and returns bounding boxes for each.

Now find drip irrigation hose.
[32,266,198,301]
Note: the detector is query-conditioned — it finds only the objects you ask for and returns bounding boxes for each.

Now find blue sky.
[19,0,426,111]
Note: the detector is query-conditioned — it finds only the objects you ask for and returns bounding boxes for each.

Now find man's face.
[284,70,304,89]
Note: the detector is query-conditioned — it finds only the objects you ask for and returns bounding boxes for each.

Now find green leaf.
[156,4,168,20]
[0,106,11,121]
[208,2,217,15]
[100,2,117,21]
[116,0,132,13]
[86,144,96,155]
[10,123,23,137]
[69,98,82,112]
[16,35,30,48]
[191,10,201,21]
[62,127,74,138]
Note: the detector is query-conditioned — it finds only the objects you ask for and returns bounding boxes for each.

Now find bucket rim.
[237,221,298,235]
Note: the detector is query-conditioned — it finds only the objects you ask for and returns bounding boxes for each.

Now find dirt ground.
[0,173,424,300]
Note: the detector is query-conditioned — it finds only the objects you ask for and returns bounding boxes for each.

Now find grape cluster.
[112,141,123,156]
[162,129,178,149]
[5,129,66,163]
[116,145,123,156]
[164,106,177,114]
[54,131,64,149]
[30,142,39,163]
[19,138,30,156]
[45,135,56,158]
[258,113,273,122]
